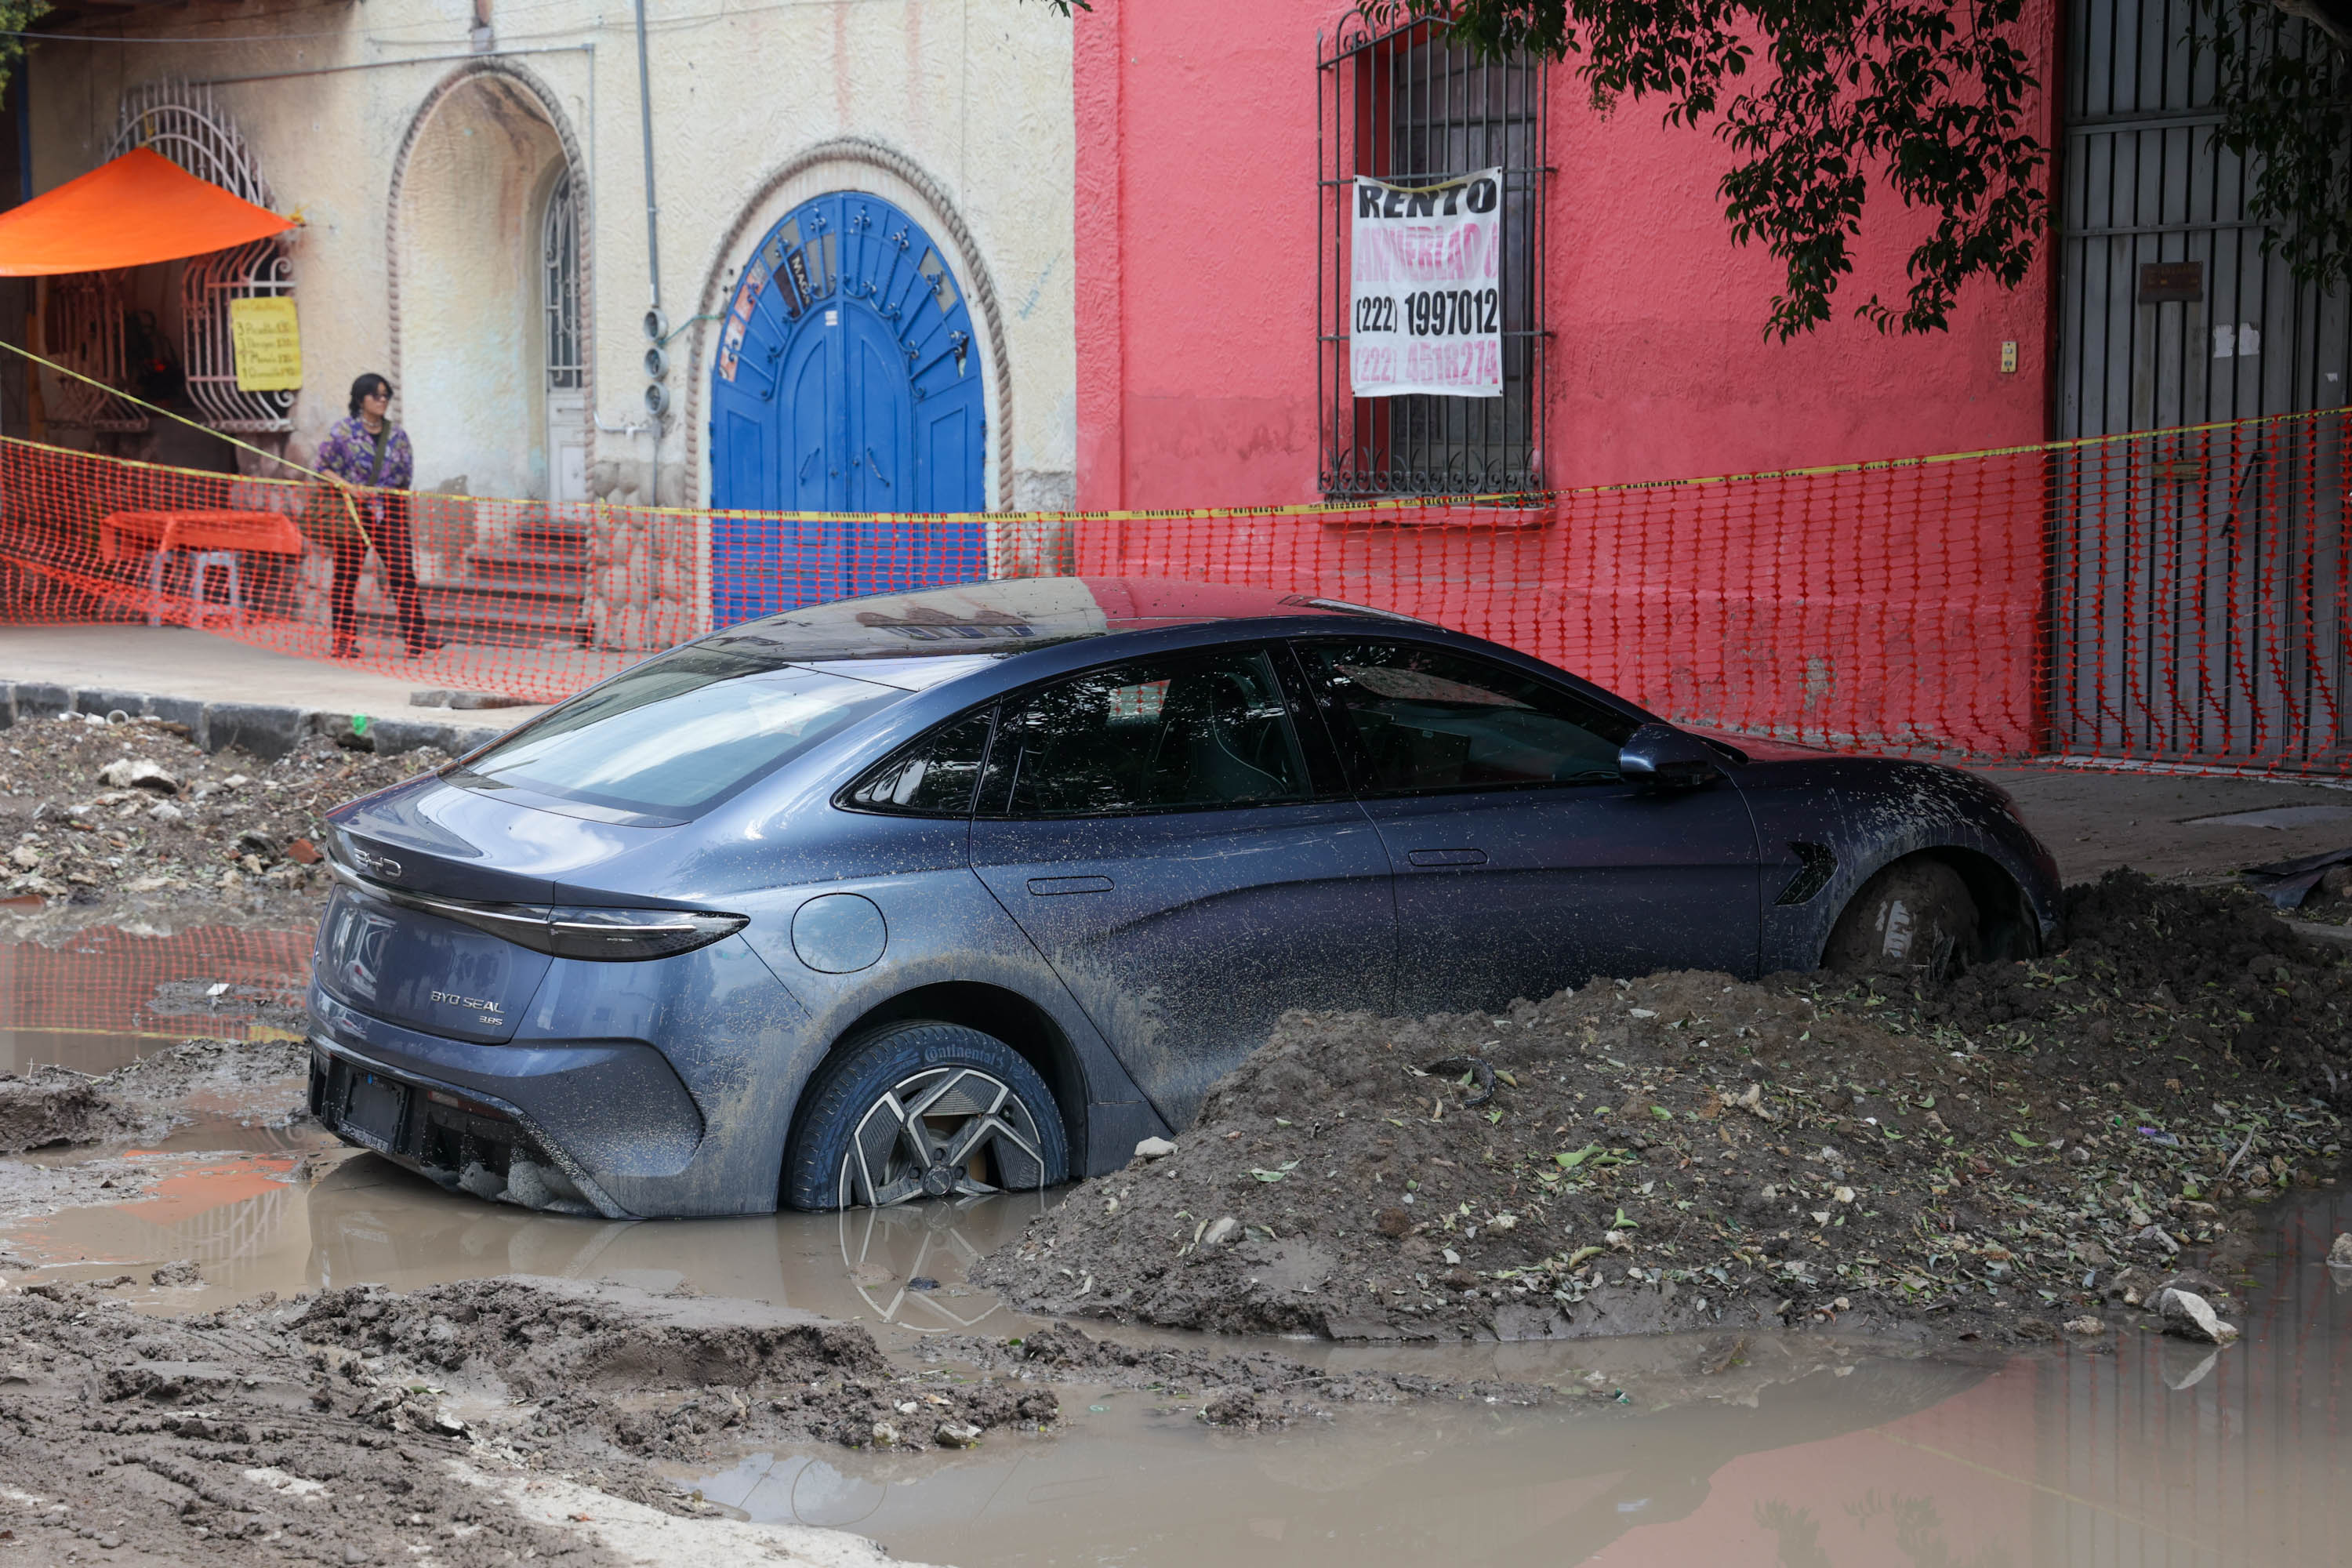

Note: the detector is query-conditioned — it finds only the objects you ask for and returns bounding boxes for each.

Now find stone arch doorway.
[390,70,585,503]
[708,190,986,622]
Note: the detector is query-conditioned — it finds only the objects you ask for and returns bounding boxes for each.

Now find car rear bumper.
[307,979,722,1218]
[309,1033,637,1218]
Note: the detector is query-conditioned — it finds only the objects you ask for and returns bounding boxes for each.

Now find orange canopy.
[0,147,295,276]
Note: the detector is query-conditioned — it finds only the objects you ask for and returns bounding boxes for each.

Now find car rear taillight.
[325,849,745,963]
[541,906,749,960]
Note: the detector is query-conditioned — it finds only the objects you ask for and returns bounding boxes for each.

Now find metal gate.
[2055,0,2352,767]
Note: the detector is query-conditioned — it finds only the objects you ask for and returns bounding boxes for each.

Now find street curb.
[0,678,515,760]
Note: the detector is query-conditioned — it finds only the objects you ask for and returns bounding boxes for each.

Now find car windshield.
[452,647,920,819]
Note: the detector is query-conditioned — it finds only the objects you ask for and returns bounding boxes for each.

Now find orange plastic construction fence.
[0,922,312,1062]
[2,409,2347,774]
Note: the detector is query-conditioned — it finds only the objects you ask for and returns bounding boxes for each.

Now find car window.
[451,651,908,820]
[1294,640,1635,794]
[842,709,996,816]
[981,649,1311,817]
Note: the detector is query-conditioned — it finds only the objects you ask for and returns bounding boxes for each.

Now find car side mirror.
[1619,724,1722,790]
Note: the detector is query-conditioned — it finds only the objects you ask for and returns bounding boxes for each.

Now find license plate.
[341,1073,410,1153]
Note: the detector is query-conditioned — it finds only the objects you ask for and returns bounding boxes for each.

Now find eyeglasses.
[364,388,392,401]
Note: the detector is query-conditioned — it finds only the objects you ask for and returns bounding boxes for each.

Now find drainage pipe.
[633,0,662,317]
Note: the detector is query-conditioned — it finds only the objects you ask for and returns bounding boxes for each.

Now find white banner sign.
[1349,167,1504,398]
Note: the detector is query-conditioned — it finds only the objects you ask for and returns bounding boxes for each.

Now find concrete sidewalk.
[1982,764,2352,884]
[0,625,554,726]
[0,624,554,757]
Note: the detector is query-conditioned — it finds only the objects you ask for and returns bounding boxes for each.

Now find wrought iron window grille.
[543,173,586,393]
[1318,9,1550,500]
[107,82,292,434]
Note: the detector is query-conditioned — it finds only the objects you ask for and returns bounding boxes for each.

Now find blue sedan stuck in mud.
[307,579,2060,1217]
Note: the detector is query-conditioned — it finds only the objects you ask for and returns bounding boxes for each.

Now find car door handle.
[1027,875,1113,895]
[1406,848,1486,867]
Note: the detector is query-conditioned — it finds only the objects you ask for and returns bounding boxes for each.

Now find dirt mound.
[99,1035,316,1134]
[0,1066,132,1153]
[1886,870,2352,1106]
[289,1277,1061,1461]
[295,1276,889,1395]
[0,1038,310,1174]
[975,875,2349,1347]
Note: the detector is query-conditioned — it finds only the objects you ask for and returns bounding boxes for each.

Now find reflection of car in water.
[304,577,2060,1218]
[305,1154,1044,1331]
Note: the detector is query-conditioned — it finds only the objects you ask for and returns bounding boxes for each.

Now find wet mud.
[0,1278,937,1567]
[0,1069,130,1156]
[975,873,2350,1349]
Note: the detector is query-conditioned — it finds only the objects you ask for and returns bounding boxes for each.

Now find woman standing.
[314,372,441,659]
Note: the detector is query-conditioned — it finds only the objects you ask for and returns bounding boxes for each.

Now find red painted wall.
[1074,0,2062,509]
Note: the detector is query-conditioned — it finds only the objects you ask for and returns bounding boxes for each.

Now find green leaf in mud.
[1486,1109,1504,1123]
[1882,1127,1905,1141]
[1568,1246,1605,1267]
[1250,1160,1300,1182]
[2009,1131,2039,1148]
[1556,1144,1601,1169]
[1497,1069,1519,1087]
[1917,1094,1936,1109]
[1650,1105,1675,1121]
[1612,1207,1639,1229]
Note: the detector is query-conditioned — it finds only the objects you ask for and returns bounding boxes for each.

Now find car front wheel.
[1822,856,1981,980]
[783,1021,1069,1210]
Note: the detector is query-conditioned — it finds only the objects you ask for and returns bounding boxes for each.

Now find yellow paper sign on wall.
[229,297,303,391]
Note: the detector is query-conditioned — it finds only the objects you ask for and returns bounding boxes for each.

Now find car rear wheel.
[784,1021,1068,1211]
[1822,857,1981,980]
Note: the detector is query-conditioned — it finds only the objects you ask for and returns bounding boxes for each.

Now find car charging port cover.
[793,892,887,973]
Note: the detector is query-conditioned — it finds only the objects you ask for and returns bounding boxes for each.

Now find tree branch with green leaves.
[0,2,48,100]
[2201,2,2352,294]
[1358,0,2048,340]
[1035,2,2352,340]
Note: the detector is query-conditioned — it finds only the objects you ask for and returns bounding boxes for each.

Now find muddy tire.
[1821,857,1981,979]
[783,1021,1067,1211]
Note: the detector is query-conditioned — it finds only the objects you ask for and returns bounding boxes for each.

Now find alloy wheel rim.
[836,1065,1049,1208]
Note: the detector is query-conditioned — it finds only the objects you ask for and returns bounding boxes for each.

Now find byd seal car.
[307,578,2061,1218]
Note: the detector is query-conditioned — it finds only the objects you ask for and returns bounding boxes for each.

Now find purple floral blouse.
[314,416,414,490]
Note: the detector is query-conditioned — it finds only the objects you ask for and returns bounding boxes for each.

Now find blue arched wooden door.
[710,192,986,622]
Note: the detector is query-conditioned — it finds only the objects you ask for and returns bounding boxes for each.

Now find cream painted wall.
[24,0,1077,528]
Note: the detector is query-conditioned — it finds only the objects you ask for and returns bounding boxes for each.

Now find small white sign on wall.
[1349,168,1504,398]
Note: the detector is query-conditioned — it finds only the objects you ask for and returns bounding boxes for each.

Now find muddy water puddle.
[694,1189,2352,1567]
[5,1125,1054,1335]
[7,1022,2352,1566]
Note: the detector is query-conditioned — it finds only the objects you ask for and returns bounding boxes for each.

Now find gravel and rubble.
[974,872,2349,1352]
[0,710,442,936]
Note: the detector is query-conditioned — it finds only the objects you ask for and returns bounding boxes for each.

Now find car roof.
[691,577,1425,666]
